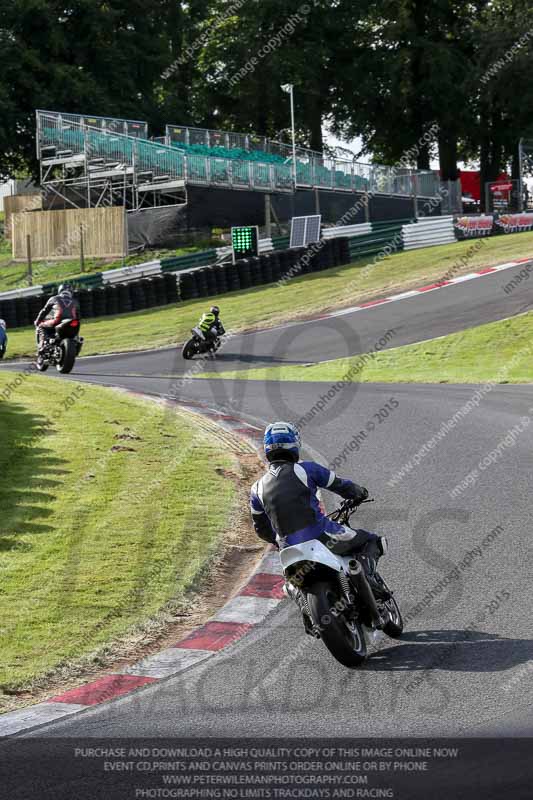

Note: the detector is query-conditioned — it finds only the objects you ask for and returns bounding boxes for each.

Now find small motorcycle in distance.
[182,327,222,360]
[35,319,84,374]
[0,319,7,360]
[280,498,403,667]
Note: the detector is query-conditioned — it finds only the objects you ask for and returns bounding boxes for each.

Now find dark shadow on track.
[365,628,533,673]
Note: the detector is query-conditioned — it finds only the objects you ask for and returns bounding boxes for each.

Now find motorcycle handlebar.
[327,497,374,522]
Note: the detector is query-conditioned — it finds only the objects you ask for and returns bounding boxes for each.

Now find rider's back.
[252,460,338,547]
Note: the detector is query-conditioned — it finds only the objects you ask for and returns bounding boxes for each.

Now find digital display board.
[231,226,259,263]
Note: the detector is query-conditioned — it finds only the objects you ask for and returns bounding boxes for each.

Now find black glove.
[349,485,368,504]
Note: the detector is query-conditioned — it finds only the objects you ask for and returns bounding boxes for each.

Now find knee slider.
[378,536,388,556]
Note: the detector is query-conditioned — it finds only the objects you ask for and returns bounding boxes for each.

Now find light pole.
[281,83,297,187]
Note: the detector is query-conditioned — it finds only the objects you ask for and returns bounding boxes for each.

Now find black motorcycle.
[281,498,403,667]
[35,319,83,374]
[182,327,222,360]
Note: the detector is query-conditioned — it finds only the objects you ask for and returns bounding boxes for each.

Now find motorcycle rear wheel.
[57,339,76,374]
[374,574,404,638]
[307,581,367,667]
[381,594,404,638]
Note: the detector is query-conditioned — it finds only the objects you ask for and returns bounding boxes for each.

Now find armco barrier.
[160,249,218,273]
[0,215,518,330]
[402,216,455,250]
[323,222,372,239]
[102,260,160,285]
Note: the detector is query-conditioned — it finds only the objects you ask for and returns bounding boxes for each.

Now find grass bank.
[201,312,533,385]
[4,230,533,361]
[0,236,220,293]
[0,374,237,703]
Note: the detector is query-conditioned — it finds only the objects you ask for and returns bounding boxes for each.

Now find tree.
[193,0,356,151]
[330,0,480,177]
[0,0,201,178]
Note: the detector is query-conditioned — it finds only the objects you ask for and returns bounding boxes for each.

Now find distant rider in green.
[196,305,225,350]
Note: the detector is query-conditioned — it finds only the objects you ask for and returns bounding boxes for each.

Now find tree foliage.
[1,0,533,193]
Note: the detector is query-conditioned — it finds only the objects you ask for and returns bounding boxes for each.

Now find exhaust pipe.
[348,559,384,629]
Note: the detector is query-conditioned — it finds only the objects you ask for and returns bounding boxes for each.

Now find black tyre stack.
[205,267,218,297]
[269,252,282,282]
[178,271,198,302]
[214,265,228,295]
[105,285,120,316]
[288,248,305,277]
[195,268,209,298]
[277,250,291,280]
[91,288,106,317]
[338,237,351,266]
[236,259,251,289]
[259,254,273,284]
[164,272,179,304]
[318,241,331,271]
[28,296,43,325]
[14,297,30,328]
[118,283,132,314]
[130,281,146,311]
[248,257,263,287]
[153,276,168,306]
[143,278,157,309]
[79,290,94,318]
[225,262,241,292]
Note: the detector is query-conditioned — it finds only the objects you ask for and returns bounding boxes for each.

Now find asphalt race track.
[66,266,533,378]
[2,265,533,739]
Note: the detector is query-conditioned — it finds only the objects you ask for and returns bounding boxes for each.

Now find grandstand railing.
[165,123,322,162]
[37,111,440,198]
[36,110,148,154]
[165,123,439,197]
[37,111,294,193]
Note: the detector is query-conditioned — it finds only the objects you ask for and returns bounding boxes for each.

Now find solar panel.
[290,215,322,247]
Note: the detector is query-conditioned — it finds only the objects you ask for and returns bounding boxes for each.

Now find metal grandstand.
[36,110,440,211]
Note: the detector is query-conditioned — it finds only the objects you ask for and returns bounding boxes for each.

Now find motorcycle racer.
[196,305,225,350]
[250,421,387,600]
[34,283,80,353]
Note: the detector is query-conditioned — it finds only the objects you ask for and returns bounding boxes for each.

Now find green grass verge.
[0,374,236,698]
[0,237,222,293]
[4,230,533,361]
[201,312,533,384]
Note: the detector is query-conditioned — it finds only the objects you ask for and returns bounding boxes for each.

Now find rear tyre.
[379,581,404,638]
[307,581,367,667]
[382,595,404,638]
[182,338,198,360]
[57,339,76,374]
[0,345,5,360]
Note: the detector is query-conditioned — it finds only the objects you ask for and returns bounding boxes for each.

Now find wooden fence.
[11,206,126,260]
[4,193,42,239]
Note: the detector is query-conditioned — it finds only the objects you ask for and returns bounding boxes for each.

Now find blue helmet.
[263,421,301,462]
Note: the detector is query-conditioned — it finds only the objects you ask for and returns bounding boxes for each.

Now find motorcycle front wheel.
[35,356,49,372]
[307,581,367,667]
[182,338,198,360]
